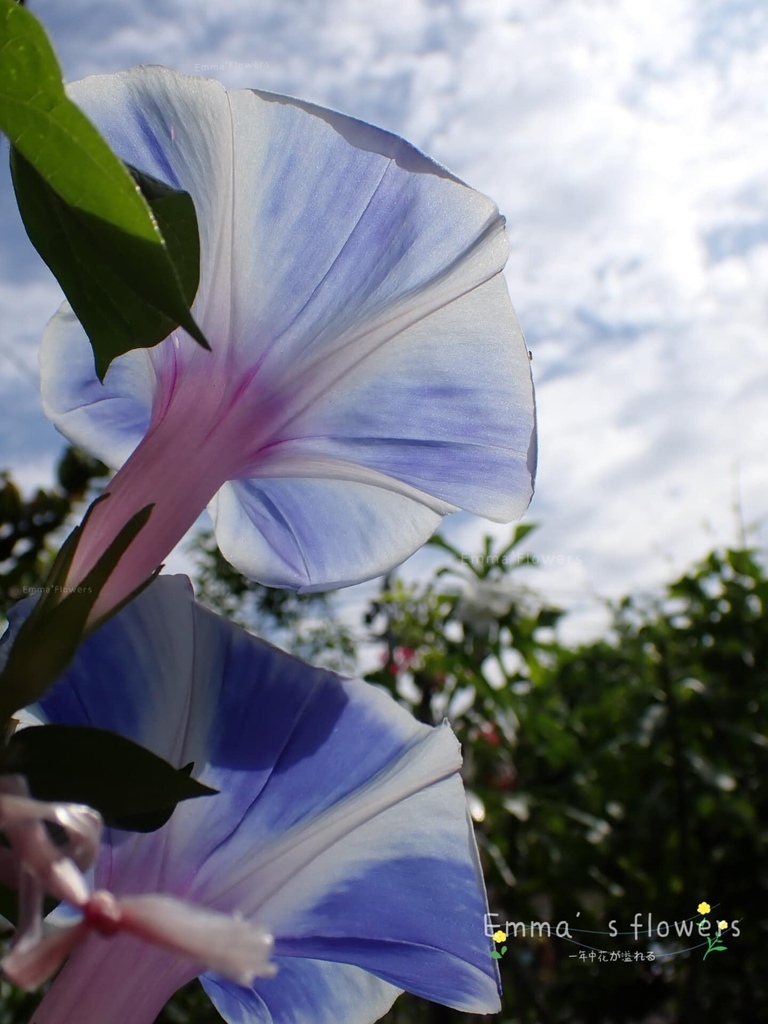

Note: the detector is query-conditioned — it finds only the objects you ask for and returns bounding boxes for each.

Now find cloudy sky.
[2,0,767,638]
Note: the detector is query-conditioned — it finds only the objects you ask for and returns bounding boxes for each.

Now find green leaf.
[108,763,199,832]
[498,522,538,560]
[2,725,216,831]
[10,149,210,382]
[726,548,758,579]
[0,0,209,378]
[426,534,465,561]
[126,165,201,305]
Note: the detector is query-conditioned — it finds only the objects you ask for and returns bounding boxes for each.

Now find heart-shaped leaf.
[2,725,216,832]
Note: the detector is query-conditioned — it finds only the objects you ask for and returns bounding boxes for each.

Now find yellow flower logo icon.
[490,928,508,960]
[699,904,733,960]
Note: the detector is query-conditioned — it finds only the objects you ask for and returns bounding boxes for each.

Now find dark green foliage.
[0,982,40,1024]
[368,535,767,1024]
[0,448,108,616]
[154,982,223,1023]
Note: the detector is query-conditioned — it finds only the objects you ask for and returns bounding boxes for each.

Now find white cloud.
[2,0,767,636]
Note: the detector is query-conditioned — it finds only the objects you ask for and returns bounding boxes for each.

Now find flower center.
[84,890,123,937]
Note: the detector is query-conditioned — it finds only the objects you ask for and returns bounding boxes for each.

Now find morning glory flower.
[5,575,500,1023]
[41,65,536,622]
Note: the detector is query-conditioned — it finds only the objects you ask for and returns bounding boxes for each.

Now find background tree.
[0,448,109,617]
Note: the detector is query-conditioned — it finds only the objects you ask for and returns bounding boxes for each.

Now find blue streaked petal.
[237,272,536,522]
[198,728,499,1012]
[65,67,236,338]
[34,577,499,1012]
[204,958,400,1024]
[40,306,153,466]
[37,575,435,837]
[210,477,446,590]
[224,87,503,368]
[35,576,216,765]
